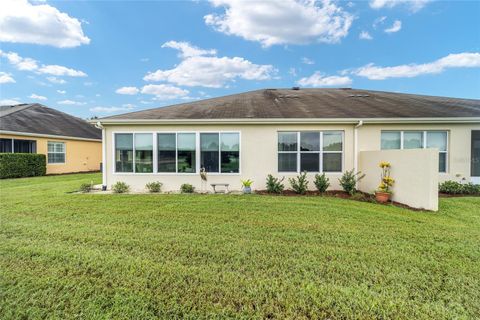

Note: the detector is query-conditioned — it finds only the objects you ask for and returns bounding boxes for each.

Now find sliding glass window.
[380,130,448,172]
[115,134,133,172]
[177,133,196,173]
[158,133,176,172]
[278,131,343,173]
[135,134,153,173]
[200,132,239,173]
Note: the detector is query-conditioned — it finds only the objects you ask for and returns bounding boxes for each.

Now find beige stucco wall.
[357,123,480,182]
[104,124,353,191]
[0,133,102,174]
[103,122,478,193]
[358,149,439,211]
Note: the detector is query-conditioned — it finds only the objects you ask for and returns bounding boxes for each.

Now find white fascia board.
[93,117,480,125]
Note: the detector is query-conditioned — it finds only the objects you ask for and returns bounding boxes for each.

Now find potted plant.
[375,161,394,203]
[241,179,253,194]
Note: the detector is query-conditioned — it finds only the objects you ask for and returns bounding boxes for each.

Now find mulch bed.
[255,190,426,211]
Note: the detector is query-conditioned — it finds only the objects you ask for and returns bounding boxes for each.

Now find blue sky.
[0,0,479,119]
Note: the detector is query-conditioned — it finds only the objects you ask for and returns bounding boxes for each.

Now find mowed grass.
[1,174,479,319]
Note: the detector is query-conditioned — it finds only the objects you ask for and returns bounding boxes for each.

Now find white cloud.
[384,20,402,33]
[370,0,430,12]
[162,41,217,58]
[301,57,315,65]
[58,99,86,105]
[0,51,87,78]
[0,98,21,105]
[57,90,66,94]
[0,51,38,70]
[372,16,387,29]
[115,86,140,95]
[289,67,298,77]
[141,84,189,100]
[297,72,352,87]
[0,0,90,47]
[46,76,66,84]
[90,105,135,114]
[38,65,87,77]
[29,93,47,100]
[204,0,353,47]
[144,41,276,88]
[353,52,480,80]
[0,72,15,84]
[359,31,373,40]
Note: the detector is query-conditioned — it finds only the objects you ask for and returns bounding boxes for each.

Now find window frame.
[112,131,241,175]
[380,130,449,173]
[278,130,344,174]
[47,141,66,165]
[0,138,37,153]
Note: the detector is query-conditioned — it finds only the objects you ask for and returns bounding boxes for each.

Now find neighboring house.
[0,103,102,174]
[94,88,480,192]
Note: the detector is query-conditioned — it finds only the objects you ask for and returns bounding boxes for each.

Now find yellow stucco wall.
[0,133,102,174]
[102,122,479,192]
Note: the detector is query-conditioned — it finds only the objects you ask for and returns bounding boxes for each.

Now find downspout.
[353,120,364,176]
[95,121,107,190]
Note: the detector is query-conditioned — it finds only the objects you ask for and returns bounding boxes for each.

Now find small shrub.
[266,174,284,194]
[241,179,253,188]
[0,153,46,179]
[180,183,195,193]
[289,171,309,194]
[339,170,365,195]
[439,180,480,195]
[377,161,394,194]
[146,181,163,193]
[314,173,330,193]
[462,183,480,195]
[79,182,93,193]
[112,181,129,193]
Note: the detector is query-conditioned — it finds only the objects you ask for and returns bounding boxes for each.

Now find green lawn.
[1,173,479,319]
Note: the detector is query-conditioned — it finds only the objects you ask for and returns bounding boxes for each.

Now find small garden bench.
[211,183,229,194]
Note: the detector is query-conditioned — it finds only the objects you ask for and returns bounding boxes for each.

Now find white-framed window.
[47,141,65,164]
[114,131,240,174]
[114,133,153,173]
[278,131,343,173]
[380,130,448,172]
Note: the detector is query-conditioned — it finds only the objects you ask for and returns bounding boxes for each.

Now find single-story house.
[94,88,480,201]
[0,103,102,174]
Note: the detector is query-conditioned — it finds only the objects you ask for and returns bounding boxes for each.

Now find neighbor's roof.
[100,88,480,122]
[0,103,101,140]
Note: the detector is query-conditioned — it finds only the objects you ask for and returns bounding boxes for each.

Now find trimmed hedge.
[0,153,46,179]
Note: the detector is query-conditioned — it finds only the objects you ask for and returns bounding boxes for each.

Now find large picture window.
[115,134,133,172]
[157,133,176,172]
[48,141,65,164]
[135,134,153,173]
[380,130,448,172]
[278,131,343,173]
[116,132,239,174]
[177,133,196,173]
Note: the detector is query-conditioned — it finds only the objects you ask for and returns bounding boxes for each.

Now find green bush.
[180,183,195,193]
[314,173,330,193]
[339,170,365,195]
[266,174,284,194]
[79,183,93,193]
[146,181,163,193]
[289,171,309,194]
[0,153,46,179]
[112,181,129,193]
[439,180,480,195]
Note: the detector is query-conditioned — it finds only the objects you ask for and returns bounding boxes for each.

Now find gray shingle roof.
[101,88,480,120]
[0,103,101,140]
